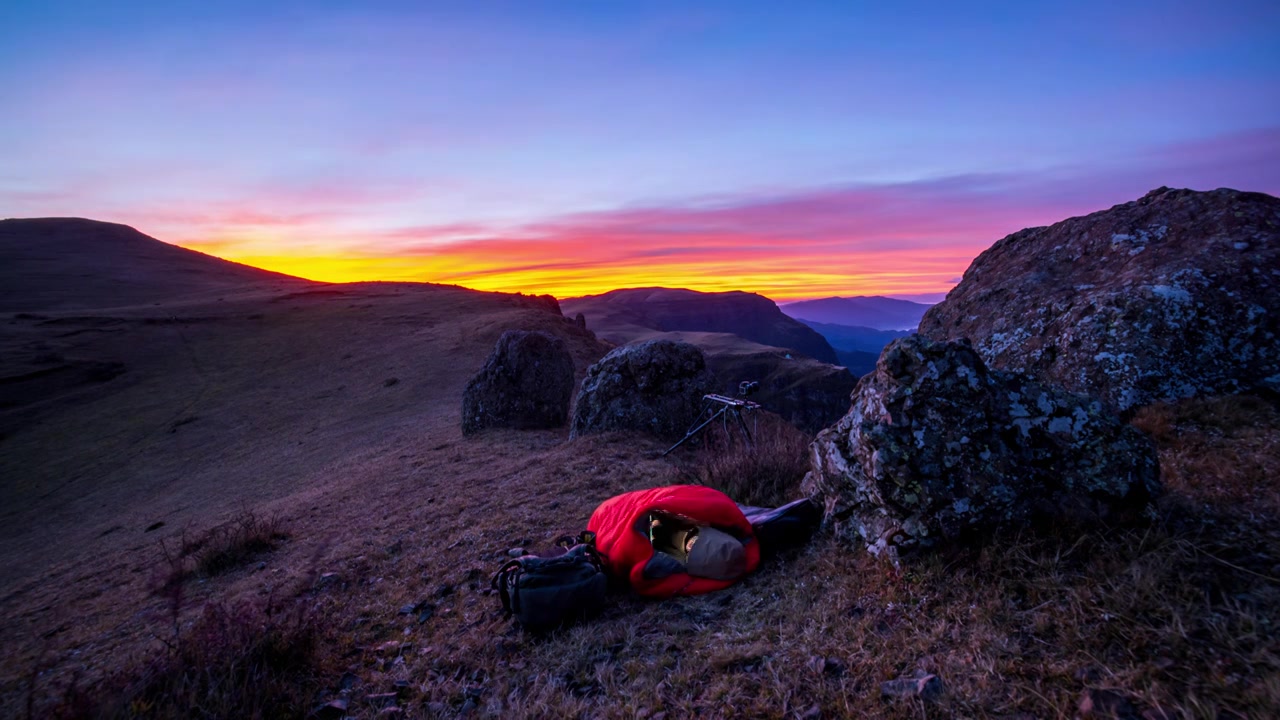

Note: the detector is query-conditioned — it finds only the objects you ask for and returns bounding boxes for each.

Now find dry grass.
[17,394,1280,719]
[43,594,324,719]
[679,411,812,507]
[1132,394,1280,513]
[158,511,289,588]
[20,394,1280,719]
[5,277,1278,720]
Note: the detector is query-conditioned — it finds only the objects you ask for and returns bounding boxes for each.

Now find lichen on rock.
[570,339,716,440]
[802,334,1160,561]
[919,187,1280,414]
[461,330,575,435]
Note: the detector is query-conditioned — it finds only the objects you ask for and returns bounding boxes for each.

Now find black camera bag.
[491,531,607,631]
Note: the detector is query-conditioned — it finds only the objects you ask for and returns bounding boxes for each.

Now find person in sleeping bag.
[586,485,761,598]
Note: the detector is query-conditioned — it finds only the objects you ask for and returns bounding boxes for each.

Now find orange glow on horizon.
[181,238,963,302]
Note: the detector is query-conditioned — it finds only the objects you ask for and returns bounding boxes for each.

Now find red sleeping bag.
[587,485,761,598]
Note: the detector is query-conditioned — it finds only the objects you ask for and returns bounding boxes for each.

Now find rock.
[802,335,1160,560]
[314,698,349,719]
[462,330,575,435]
[507,547,525,558]
[920,187,1280,414]
[570,339,716,440]
[574,312,587,329]
[880,670,944,702]
[1076,688,1139,719]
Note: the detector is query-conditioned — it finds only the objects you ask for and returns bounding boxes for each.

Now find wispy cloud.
[260,127,1273,300]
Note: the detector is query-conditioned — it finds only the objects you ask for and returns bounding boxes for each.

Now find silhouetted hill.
[780,295,932,330]
[0,218,308,311]
[562,287,839,364]
[798,320,911,354]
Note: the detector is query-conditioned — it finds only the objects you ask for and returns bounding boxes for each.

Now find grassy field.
[20,390,1280,719]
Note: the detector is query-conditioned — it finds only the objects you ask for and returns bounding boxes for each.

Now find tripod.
[662,393,761,456]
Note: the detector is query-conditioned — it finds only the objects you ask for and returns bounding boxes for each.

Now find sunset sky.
[2,1,1278,301]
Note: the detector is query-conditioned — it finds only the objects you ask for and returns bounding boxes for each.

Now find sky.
[2,1,1278,301]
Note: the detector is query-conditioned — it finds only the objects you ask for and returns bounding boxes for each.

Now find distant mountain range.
[797,320,912,354]
[780,295,934,331]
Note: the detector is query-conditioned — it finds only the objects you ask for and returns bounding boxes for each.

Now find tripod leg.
[662,406,729,456]
[733,408,754,446]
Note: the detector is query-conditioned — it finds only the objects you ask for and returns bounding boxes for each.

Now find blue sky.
[2,1,1277,297]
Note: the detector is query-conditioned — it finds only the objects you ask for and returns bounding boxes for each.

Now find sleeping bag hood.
[587,485,761,598]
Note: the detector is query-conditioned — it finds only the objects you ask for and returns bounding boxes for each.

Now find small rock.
[398,604,416,616]
[1077,688,1138,718]
[880,670,944,702]
[417,603,436,624]
[338,672,358,691]
[507,548,525,558]
[314,698,348,719]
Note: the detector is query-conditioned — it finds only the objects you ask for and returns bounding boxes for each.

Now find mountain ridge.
[780,295,933,330]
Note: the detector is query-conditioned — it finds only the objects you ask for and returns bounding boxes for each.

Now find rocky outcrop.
[462,330,575,435]
[801,335,1160,560]
[919,187,1280,414]
[562,288,840,364]
[570,339,716,440]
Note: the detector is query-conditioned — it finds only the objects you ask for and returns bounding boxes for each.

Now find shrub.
[49,596,321,719]
[687,412,812,507]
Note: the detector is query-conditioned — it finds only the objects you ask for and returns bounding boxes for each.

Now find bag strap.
[491,560,523,616]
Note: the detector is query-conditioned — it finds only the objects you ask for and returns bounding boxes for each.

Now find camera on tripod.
[738,380,760,397]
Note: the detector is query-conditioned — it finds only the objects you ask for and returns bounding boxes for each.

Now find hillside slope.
[0,217,308,311]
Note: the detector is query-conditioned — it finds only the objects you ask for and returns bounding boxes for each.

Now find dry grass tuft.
[1132,394,1280,512]
[682,411,812,507]
[161,511,289,585]
[46,595,323,719]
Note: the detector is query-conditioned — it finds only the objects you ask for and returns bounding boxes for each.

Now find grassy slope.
[5,282,1278,718]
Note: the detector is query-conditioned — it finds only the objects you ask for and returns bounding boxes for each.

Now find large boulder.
[571,339,716,440]
[801,334,1160,561]
[919,187,1280,414]
[462,330,575,435]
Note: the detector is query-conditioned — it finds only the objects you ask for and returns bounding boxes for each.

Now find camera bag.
[491,531,607,631]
